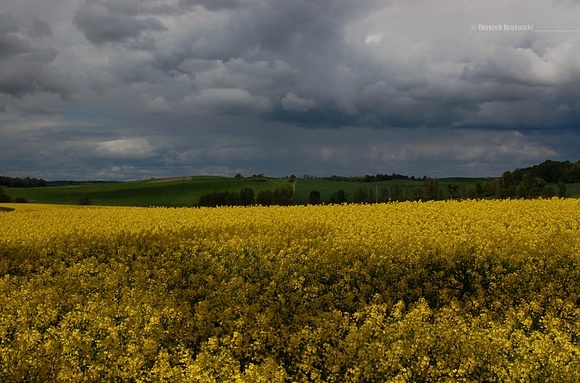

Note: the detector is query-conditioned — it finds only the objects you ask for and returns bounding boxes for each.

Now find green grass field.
[3,176,291,207]
[3,176,579,207]
[564,182,580,197]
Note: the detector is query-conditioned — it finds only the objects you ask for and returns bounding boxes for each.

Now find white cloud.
[364,33,383,46]
[96,138,157,159]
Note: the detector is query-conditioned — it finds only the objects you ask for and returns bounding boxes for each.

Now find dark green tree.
[425,178,443,200]
[353,187,371,203]
[516,180,528,198]
[447,183,459,199]
[273,185,293,205]
[239,188,255,206]
[256,190,274,205]
[391,184,404,201]
[330,189,347,204]
[307,190,321,205]
[0,187,12,203]
[464,185,477,199]
[498,171,516,198]
[79,195,91,205]
[412,187,426,201]
[558,182,567,198]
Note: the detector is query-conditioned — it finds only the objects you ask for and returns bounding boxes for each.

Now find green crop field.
[3,175,579,207]
[3,176,291,207]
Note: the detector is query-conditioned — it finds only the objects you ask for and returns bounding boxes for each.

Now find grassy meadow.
[2,176,291,207]
[2,175,579,208]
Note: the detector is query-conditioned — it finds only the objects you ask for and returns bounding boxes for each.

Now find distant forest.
[0,176,47,188]
[321,160,580,184]
[507,160,580,183]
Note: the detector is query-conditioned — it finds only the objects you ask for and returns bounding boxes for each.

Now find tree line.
[0,176,47,188]
[323,173,413,182]
[197,185,294,207]
[509,160,580,183]
[306,174,571,205]
[308,178,447,204]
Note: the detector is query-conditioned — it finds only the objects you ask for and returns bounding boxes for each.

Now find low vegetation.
[1,160,579,207]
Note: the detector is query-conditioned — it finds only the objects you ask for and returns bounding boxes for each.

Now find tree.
[391,184,404,201]
[412,187,426,201]
[239,188,255,206]
[564,162,580,183]
[464,185,477,199]
[307,191,321,205]
[273,185,293,205]
[540,186,555,198]
[224,191,239,206]
[330,189,347,204]
[256,190,274,205]
[475,181,486,198]
[558,182,567,198]
[425,178,442,200]
[79,195,91,205]
[380,187,390,202]
[0,187,12,203]
[516,181,528,199]
[447,183,459,199]
[353,187,371,203]
[529,177,546,197]
[498,171,516,198]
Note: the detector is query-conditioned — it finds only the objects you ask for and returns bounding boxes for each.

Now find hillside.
[2,172,580,208]
[2,176,291,207]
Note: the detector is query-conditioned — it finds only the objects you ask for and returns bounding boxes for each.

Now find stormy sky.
[1,0,580,180]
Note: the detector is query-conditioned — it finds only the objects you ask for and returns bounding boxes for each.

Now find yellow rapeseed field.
[1,199,580,381]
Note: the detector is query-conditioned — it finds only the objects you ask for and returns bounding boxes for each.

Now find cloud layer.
[1,0,579,180]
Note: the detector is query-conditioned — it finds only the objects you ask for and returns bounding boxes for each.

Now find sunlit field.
[1,199,580,381]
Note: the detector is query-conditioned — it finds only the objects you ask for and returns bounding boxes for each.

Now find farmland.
[4,174,579,208]
[2,176,290,207]
[1,199,580,381]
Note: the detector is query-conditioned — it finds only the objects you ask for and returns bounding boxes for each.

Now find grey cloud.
[0,33,33,59]
[179,0,247,11]
[183,88,272,115]
[0,12,19,33]
[74,0,167,46]
[29,16,52,37]
[0,13,33,59]
[2,0,580,181]
[0,11,71,98]
[281,92,316,112]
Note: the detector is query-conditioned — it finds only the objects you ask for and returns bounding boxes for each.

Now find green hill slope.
[4,176,291,207]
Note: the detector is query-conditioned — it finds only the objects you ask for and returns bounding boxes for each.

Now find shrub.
[79,195,91,205]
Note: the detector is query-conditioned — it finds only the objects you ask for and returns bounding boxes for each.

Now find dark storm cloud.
[73,0,167,46]
[29,16,53,37]
[0,13,32,58]
[1,0,580,180]
[179,0,247,11]
[0,11,71,98]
